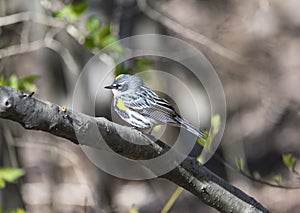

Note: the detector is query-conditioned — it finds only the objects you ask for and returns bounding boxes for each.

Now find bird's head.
[104,74,144,96]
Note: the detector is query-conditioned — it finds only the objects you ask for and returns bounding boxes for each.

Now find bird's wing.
[121,86,180,124]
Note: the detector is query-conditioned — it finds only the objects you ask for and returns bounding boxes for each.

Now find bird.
[104,74,205,139]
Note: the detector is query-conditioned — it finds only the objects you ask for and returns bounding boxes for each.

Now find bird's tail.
[175,116,205,138]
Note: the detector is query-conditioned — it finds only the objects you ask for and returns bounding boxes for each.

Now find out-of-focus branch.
[0,86,270,213]
[137,0,247,64]
[0,40,45,58]
[44,38,80,75]
[0,11,84,43]
[0,38,80,75]
[0,11,80,75]
[0,12,64,28]
[20,21,30,46]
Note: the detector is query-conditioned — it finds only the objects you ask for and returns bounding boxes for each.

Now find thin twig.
[0,11,86,43]
[161,187,184,213]
[0,10,82,74]
[20,21,30,47]
[213,153,300,189]
[65,24,86,44]
[0,25,80,75]
[0,40,45,58]
[0,12,65,28]
[137,0,248,64]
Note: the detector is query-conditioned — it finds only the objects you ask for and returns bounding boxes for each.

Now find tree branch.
[0,12,65,28]
[0,86,269,213]
[0,11,82,75]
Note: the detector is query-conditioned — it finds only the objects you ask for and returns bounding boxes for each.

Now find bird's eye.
[116,84,122,89]
[112,84,119,89]
[117,82,126,89]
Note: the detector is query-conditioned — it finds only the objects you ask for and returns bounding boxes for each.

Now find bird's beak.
[104,85,113,89]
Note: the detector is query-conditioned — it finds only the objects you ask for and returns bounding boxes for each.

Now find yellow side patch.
[115,74,124,80]
[117,98,127,111]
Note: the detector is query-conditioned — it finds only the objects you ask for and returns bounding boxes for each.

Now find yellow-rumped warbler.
[105,74,204,138]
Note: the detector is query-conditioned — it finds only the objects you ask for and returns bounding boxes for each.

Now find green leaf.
[115,64,130,76]
[152,125,162,132]
[99,25,111,39]
[129,205,139,213]
[211,114,221,136]
[8,209,26,213]
[273,174,282,185]
[196,130,209,147]
[20,75,39,84]
[1,74,38,91]
[84,36,95,49]
[196,114,220,149]
[71,2,87,16]
[0,76,6,86]
[136,58,152,72]
[54,2,87,22]
[102,35,117,46]
[197,131,211,163]
[0,177,5,188]
[236,157,245,171]
[282,153,297,172]
[18,75,39,92]
[107,42,124,54]
[197,137,206,147]
[7,75,19,89]
[0,168,25,183]
[22,82,37,92]
[16,208,26,213]
[53,10,63,19]
[102,35,124,53]
[86,16,100,32]
[0,205,3,213]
